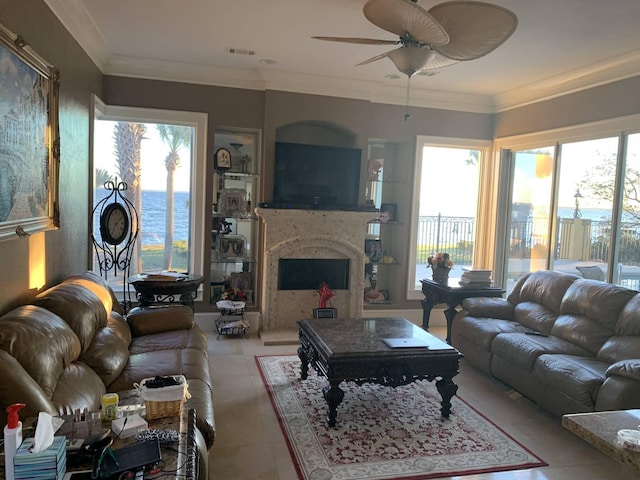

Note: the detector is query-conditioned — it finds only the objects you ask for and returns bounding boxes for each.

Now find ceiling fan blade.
[312,36,398,46]
[429,1,518,61]
[423,50,460,70]
[363,0,449,46]
[355,51,392,66]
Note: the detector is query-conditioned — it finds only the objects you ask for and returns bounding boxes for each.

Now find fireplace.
[278,259,350,290]
[257,208,377,331]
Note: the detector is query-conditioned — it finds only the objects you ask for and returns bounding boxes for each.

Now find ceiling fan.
[313,0,518,117]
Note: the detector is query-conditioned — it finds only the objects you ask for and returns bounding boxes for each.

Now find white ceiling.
[45,0,640,113]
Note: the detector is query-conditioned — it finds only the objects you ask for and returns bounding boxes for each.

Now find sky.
[94,120,192,192]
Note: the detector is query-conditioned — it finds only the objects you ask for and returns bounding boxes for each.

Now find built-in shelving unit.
[209,129,261,308]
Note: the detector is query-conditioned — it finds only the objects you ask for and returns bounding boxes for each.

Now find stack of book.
[14,436,66,480]
[459,269,493,287]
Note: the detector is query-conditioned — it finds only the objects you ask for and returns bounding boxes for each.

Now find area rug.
[257,355,547,480]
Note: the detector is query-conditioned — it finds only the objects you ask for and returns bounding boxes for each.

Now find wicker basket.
[137,375,189,420]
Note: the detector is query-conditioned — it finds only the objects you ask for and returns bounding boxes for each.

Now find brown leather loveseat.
[0,271,214,473]
[452,270,640,416]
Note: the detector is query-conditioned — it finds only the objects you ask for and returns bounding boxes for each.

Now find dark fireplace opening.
[278,258,350,290]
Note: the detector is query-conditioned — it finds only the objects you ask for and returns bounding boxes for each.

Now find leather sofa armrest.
[606,359,640,381]
[127,305,194,336]
[460,297,514,320]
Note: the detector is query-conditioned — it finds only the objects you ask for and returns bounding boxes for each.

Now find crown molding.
[43,0,640,115]
[43,0,109,70]
[494,49,640,112]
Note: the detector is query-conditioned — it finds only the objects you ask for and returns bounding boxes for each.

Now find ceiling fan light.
[387,47,433,77]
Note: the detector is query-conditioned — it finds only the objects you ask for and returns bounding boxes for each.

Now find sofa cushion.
[0,305,81,398]
[452,315,524,350]
[491,332,592,372]
[49,362,107,416]
[551,279,635,354]
[513,302,558,333]
[32,282,108,353]
[128,327,207,355]
[67,271,124,316]
[533,354,608,407]
[460,297,514,320]
[80,321,131,387]
[0,350,58,424]
[616,295,640,336]
[127,305,195,336]
[108,312,132,347]
[108,347,211,392]
[513,270,578,314]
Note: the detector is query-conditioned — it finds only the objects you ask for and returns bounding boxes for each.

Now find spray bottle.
[4,403,26,480]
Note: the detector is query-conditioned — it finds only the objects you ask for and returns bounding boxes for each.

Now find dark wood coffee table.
[297,317,463,427]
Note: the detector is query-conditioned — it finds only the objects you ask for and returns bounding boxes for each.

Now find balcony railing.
[417,215,640,269]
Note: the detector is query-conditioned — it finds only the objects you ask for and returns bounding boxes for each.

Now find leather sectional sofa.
[452,270,640,416]
[0,271,214,474]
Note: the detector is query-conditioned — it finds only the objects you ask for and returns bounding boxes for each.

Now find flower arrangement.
[219,287,246,301]
[427,252,454,270]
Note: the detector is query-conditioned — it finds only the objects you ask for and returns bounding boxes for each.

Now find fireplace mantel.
[257,208,378,331]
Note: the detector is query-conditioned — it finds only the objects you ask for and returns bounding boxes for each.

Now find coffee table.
[297,317,463,427]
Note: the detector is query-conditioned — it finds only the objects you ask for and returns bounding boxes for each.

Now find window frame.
[407,135,493,300]
[90,96,208,297]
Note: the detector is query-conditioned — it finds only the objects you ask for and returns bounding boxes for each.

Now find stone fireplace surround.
[257,208,378,332]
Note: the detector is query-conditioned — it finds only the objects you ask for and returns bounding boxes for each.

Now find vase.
[432,267,450,283]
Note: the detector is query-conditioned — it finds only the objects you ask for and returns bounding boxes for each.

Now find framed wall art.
[0,22,60,241]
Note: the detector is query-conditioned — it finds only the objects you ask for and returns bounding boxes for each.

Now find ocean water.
[95,189,189,245]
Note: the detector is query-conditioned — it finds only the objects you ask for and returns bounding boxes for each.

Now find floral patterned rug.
[257,355,547,480]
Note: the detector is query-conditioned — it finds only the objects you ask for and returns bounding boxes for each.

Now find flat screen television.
[273,141,362,210]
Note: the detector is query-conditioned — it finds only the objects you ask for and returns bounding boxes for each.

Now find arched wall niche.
[275,120,357,147]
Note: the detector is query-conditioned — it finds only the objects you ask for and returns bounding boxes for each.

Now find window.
[495,115,640,293]
[407,136,491,300]
[90,97,207,297]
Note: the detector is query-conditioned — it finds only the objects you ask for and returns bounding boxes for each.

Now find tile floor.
[207,327,640,480]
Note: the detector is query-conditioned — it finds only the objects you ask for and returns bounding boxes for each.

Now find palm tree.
[156,125,191,269]
[113,122,146,272]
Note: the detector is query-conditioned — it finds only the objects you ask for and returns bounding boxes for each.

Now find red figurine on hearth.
[316,282,335,308]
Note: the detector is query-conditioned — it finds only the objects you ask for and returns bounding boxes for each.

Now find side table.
[420,278,504,343]
[128,273,203,310]
[563,409,640,474]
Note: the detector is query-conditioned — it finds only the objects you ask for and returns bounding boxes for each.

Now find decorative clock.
[99,202,130,245]
[92,180,139,311]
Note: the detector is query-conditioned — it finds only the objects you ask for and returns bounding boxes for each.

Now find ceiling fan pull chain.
[404,75,411,121]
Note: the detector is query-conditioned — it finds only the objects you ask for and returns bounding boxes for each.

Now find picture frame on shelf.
[229,272,252,291]
[214,147,231,171]
[219,188,247,215]
[378,203,397,223]
[218,234,246,258]
[210,283,225,302]
[365,239,382,263]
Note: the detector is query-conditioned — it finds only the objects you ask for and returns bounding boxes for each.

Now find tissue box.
[112,414,148,439]
[14,436,66,480]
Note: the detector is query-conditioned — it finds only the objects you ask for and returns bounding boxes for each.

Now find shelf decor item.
[219,188,247,215]
[214,147,232,171]
[378,203,396,223]
[217,234,246,258]
[428,252,454,282]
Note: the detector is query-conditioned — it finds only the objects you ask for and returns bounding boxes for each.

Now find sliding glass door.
[503,132,640,292]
